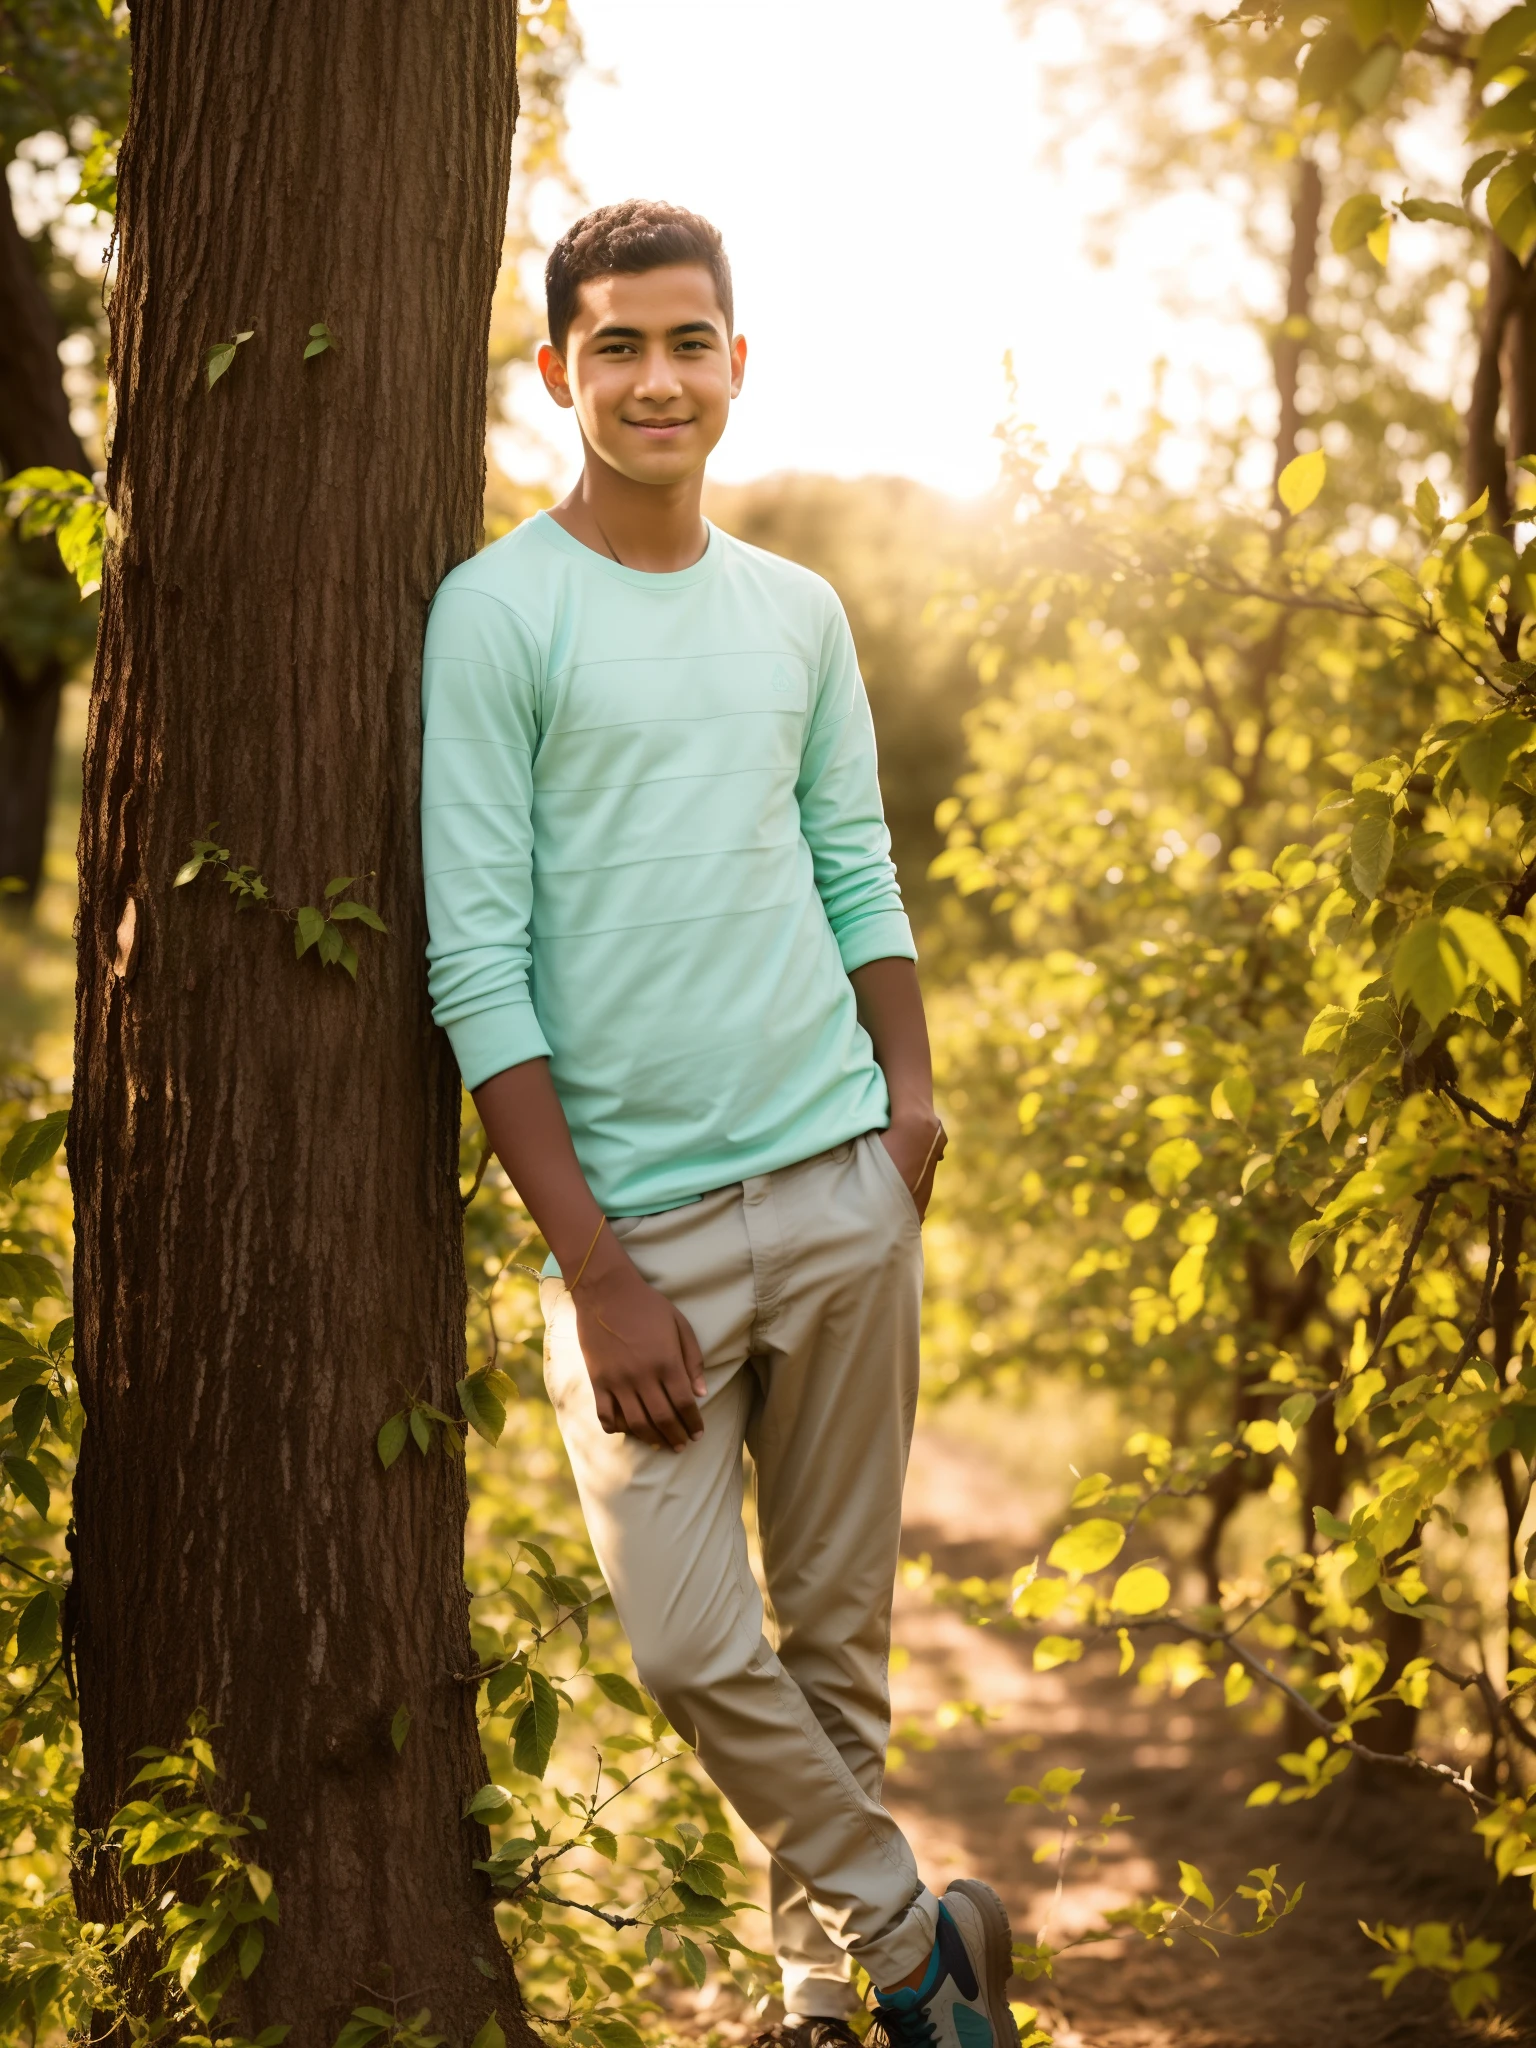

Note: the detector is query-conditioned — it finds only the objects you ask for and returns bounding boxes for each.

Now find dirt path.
[881,1408,1536,2048]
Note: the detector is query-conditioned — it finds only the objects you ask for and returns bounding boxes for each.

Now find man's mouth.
[625,417,693,435]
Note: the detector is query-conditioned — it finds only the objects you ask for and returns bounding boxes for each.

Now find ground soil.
[682,1402,1536,2048]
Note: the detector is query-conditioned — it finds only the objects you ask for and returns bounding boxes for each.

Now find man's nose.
[633,346,683,400]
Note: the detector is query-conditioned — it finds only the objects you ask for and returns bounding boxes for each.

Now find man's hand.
[880,1107,947,1221]
[573,1232,707,1450]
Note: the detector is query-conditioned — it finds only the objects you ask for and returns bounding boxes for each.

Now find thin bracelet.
[907,1122,945,1193]
[568,1215,608,1292]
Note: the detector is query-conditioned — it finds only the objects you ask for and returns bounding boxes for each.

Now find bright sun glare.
[503,0,1279,500]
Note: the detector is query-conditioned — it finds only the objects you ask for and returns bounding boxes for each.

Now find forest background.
[12,2,1536,2047]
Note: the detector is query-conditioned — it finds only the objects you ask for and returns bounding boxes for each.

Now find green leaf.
[3,1457,49,1520]
[593,1669,647,1715]
[294,904,326,958]
[513,1668,560,1779]
[1458,708,1531,794]
[1179,1861,1215,1911]
[329,899,387,931]
[1465,148,1508,203]
[12,1383,47,1451]
[677,1935,706,1986]
[1277,449,1327,512]
[464,1782,514,1820]
[486,1657,528,1711]
[1443,907,1524,999]
[174,853,206,886]
[1398,196,1470,227]
[1330,194,1386,254]
[1047,1518,1126,1576]
[376,1412,408,1469]
[1240,1153,1274,1193]
[0,1111,68,1189]
[1210,1074,1254,1125]
[1033,1635,1084,1671]
[0,1253,63,1312]
[677,1855,725,1899]
[458,1371,508,1446]
[246,1862,274,1904]
[333,2016,386,2048]
[13,1590,57,1667]
[1147,1137,1200,1196]
[587,2020,646,2048]
[206,331,253,389]
[470,2019,506,2048]
[4,468,105,595]
[390,1704,411,1752]
[1349,39,1402,112]
[1392,917,1465,1028]
[304,322,336,361]
[1122,1199,1161,1239]
[1337,1367,1387,1432]
[1350,807,1396,900]
[1110,1564,1171,1615]
[1476,3,1536,88]
[1488,154,1536,260]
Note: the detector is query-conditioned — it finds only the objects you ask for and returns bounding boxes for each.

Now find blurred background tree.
[0,0,125,902]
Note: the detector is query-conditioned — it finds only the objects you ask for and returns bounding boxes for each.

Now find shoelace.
[869,2001,940,2048]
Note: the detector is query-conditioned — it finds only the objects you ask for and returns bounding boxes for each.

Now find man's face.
[538,263,747,486]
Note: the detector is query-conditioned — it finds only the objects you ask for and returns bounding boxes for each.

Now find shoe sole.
[943,1878,1020,2048]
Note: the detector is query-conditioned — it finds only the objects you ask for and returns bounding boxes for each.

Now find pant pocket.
[864,1128,922,1228]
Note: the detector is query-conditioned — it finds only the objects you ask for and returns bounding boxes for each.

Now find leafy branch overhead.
[175,829,387,978]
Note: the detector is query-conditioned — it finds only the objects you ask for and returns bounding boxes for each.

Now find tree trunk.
[1270,151,1322,497]
[69,7,527,2043]
[0,169,88,902]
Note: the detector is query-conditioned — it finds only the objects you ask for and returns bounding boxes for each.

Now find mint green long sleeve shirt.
[420,511,916,1216]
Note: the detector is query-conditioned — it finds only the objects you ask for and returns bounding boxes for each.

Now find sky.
[504,0,1277,500]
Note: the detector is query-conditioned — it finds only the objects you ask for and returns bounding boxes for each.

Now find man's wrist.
[887,1098,940,1130]
[569,1222,635,1295]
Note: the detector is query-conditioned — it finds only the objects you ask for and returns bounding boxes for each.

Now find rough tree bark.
[69,7,528,2043]
[0,170,88,903]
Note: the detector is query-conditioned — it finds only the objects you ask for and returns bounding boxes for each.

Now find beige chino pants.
[541,1130,938,2014]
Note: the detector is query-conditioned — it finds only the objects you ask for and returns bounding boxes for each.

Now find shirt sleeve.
[420,581,552,1089]
[796,591,917,973]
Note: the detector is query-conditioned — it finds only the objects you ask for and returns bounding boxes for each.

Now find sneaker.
[871,1882,1019,2048]
[750,2023,864,2048]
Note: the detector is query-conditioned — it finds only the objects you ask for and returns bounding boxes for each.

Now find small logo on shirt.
[770,664,796,695]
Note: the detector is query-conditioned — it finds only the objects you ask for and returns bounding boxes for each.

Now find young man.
[420,199,1017,2048]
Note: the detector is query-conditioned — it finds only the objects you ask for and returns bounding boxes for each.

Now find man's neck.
[548,457,708,575]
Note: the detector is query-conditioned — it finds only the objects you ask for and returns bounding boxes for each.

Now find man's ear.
[729,333,748,401]
[538,341,575,410]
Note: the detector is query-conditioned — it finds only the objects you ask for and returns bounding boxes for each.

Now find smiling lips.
[626,416,693,434]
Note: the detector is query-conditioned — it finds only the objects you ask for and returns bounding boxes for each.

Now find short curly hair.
[545,199,734,352]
